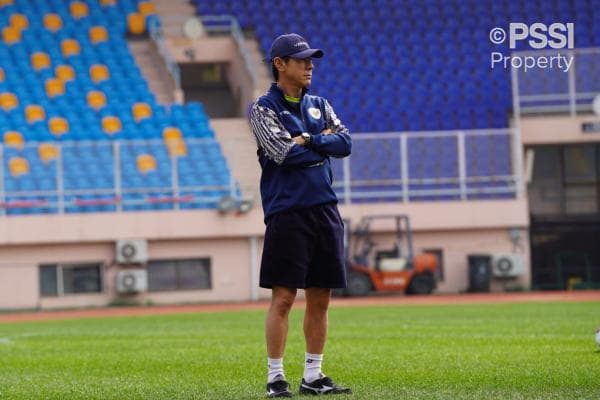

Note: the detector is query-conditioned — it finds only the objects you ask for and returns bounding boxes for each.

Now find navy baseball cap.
[268,33,324,61]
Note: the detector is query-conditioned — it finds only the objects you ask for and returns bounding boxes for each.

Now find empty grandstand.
[1,0,598,310]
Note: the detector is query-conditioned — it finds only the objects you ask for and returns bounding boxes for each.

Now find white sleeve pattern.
[249,103,294,165]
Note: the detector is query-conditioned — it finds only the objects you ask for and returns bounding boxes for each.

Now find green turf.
[0,301,599,399]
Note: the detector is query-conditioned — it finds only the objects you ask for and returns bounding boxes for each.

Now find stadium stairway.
[128,39,176,105]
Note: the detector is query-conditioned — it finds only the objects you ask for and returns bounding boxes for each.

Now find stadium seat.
[31,52,51,71]
[0,0,236,215]
[55,65,75,82]
[102,116,122,135]
[9,13,28,30]
[3,26,20,44]
[132,102,152,122]
[127,13,145,35]
[4,131,24,150]
[90,64,110,83]
[43,13,63,33]
[70,1,89,20]
[45,78,65,98]
[0,92,18,111]
[25,104,45,124]
[87,90,107,110]
[162,126,182,142]
[48,117,69,136]
[136,154,157,174]
[8,157,29,177]
[138,1,157,16]
[61,39,81,58]
[166,138,187,157]
[38,143,58,164]
[0,0,14,7]
[89,26,109,44]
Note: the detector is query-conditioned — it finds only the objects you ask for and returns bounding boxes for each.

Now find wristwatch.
[301,132,311,145]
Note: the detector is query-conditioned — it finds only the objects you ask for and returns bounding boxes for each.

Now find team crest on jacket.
[308,107,321,119]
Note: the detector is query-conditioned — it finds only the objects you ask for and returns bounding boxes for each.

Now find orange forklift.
[341,215,438,296]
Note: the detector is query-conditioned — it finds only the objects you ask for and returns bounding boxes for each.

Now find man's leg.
[303,287,330,383]
[266,286,297,382]
[304,287,331,355]
[300,287,351,395]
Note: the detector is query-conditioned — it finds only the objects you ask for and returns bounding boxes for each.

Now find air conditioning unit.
[115,239,148,264]
[116,269,148,294]
[492,254,524,278]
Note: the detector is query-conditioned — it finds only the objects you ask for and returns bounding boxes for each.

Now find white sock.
[267,357,284,383]
[303,352,323,383]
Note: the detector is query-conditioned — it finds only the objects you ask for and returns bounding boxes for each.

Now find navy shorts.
[260,202,347,289]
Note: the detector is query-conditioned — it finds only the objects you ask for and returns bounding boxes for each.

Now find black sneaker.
[299,375,352,395]
[266,375,293,398]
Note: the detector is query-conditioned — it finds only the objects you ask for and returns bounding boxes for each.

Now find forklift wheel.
[406,273,435,295]
[346,272,372,297]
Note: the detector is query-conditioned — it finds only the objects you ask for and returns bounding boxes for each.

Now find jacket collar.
[269,83,309,102]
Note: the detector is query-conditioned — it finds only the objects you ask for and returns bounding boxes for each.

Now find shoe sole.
[299,387,352,396]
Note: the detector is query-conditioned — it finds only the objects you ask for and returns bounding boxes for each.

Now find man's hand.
[293,129,333,146]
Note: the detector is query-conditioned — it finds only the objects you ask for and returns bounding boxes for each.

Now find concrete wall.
[165,36,256,116]
[0,197,529,310]
[521,114,600,145]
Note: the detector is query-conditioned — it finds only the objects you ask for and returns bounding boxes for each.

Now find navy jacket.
[249,83,352,221]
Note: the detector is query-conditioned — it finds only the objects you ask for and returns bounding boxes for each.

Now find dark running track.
[1,290,599,324]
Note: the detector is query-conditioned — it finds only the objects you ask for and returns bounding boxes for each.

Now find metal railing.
[148,18,182,91]
[513,47,600,116]
[0,139,238,216]
[330,129,519,204]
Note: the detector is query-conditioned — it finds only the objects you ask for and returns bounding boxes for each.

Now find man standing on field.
[249,33,353,397]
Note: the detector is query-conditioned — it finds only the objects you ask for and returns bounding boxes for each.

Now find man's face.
[277,57,314,87]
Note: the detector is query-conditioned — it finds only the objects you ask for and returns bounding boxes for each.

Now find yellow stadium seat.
[9,157,29,177]
[43,13,63,32]
[138,1,156,15]
[55,65,75,81]
[3,26,20,44]
[90,64,109,83]
[25,104,45,124]
[4,131,24,150]
[10,13,28,30]
[127,13,145,35]
[162,126,183,142]
[89,26,108,44]
[48,117,69,136]
[0,0,14,7]
[0,67,4,82]
[31,52,51,71]
[87,90,107,111]
[99,0,116,5]
[166,139,187,157]
[61,39,80,58]
[38,143,59,164]
[70,1,89,19]
[45,78,65,98]
[102,116,122,135]
[0,92,18,111]
[136,154,157,175]
[132,102,152,122]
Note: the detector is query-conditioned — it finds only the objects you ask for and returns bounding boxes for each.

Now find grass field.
[0,301,599,399]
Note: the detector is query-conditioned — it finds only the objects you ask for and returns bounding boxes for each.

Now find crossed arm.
[249,101,351,167]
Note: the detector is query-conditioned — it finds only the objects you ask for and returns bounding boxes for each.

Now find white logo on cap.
[308,107,321,119]
[294,41,309,48]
